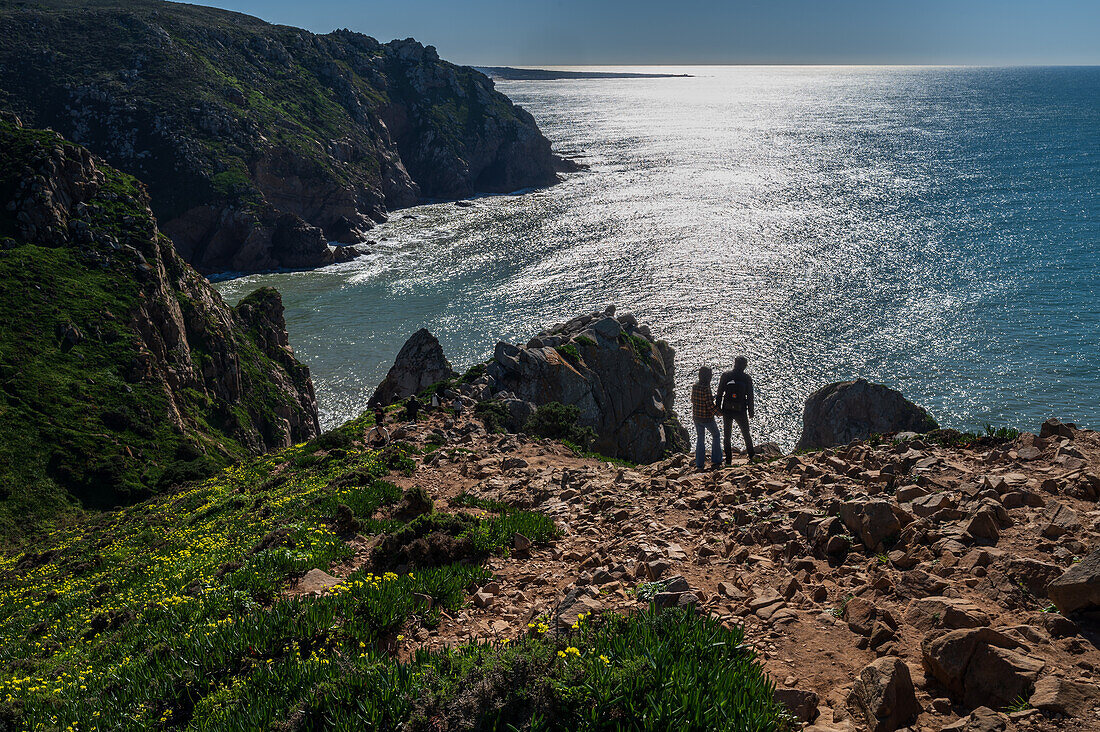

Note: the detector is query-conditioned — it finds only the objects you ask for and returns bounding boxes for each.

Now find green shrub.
[407,607,789,731]
[622,334,653,362]
[555,343,581,366]
[459,362,489,384]
[525,403,597,451]
[474,400,510,433]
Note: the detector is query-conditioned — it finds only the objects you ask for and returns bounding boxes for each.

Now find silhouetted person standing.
[715,356,755,463]
[691,366,723,470]
[405,395,422,422]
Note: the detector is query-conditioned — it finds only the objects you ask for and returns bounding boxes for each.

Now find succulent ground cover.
[0,412,785,730]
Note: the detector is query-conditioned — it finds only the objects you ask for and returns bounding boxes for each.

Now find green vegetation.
[0,412,785,729]
[984,424,1022,440]
[0,414,558,729]
[474,400,511,433]
[622,333,653,362]
[417,362,492,404]
[556,343,582,366]
[525,402,598,451]
[919,425,1022,449]
[451,493,514,514]
[0,0,553,270]
[562,441,636,468]
[406,608,790,731]
[0,120,316,541]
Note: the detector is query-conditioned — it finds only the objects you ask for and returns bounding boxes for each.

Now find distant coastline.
[475,66,692,80]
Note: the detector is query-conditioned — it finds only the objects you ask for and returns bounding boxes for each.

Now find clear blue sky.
[193,0,1100,66]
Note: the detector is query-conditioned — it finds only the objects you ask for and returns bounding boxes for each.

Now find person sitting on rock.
[366,406,389,446]
[691,366,723,471]
[404,395,422,422]
[715,355,755,463]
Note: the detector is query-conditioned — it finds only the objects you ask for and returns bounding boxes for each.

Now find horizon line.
[471,63,1100,69]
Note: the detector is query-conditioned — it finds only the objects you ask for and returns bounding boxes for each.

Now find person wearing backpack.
[691,366,723,471]
[715,356,755,463]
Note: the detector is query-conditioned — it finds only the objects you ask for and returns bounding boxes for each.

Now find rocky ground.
[305,413,1100,732]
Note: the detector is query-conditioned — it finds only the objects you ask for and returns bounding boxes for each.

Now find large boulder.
[486,306,689,463]
[921,627,1044,709]
[369,329,457,407]
[839,499,902,552]
[797,379,938,451]
[846,657,920,732]
[1029,676,1100,717]
[1046,548,1100,615]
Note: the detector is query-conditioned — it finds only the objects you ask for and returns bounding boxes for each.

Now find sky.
[194,0,1100,66]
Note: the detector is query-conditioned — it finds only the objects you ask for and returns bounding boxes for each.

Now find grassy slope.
[0,414,787,730]
[0,120,316,540]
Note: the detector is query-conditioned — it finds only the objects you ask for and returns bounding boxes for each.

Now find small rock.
[774,687,819,724]
[1029,675,1100,717]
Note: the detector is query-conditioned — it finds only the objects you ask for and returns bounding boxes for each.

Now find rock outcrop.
[0,0,572,273]
[369,329,457,407]
[0,119,319,520]
[1046,548,1100,614]
[847,657,921,732]
[922,627,1043,709]
[486,306,689,463]
[797,378,939,450]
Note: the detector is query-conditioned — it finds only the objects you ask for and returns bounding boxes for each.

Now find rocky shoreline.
[345,312,1100,730]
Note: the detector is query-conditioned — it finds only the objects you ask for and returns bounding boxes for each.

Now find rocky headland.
[0,118,319,534]
[0,0,574,274]
[371,306,690,464]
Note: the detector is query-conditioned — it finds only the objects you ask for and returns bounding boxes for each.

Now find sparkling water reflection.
[215,66,1100,447]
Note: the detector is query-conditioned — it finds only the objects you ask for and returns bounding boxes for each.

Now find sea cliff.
[0,117,319,532]
[0,0,572,273]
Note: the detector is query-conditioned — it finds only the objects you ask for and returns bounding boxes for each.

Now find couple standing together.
[690,357,755,470]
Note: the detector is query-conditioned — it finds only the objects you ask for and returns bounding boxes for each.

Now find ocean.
[214,66,1100,448]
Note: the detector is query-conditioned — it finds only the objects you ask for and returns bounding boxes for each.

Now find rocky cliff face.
[0,0,572,274]
[0,118,319,527]
[372,307,688,464]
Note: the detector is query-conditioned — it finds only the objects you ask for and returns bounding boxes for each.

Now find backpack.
[721,373,746,412]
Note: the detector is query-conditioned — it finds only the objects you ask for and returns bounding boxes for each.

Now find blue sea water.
[215,66,1100,448]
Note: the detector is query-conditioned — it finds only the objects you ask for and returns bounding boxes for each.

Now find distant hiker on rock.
[404,395,422,422]
[366,406,389,446]
[715,356,755,463]
[691,366,723,471]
